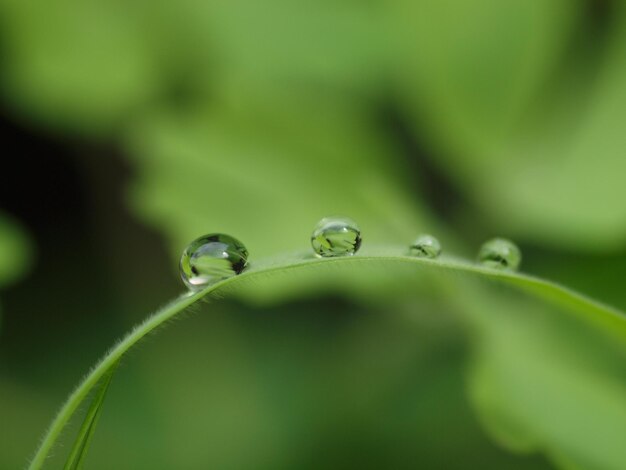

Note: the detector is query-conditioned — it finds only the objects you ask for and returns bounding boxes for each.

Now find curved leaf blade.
[28,247,626,469]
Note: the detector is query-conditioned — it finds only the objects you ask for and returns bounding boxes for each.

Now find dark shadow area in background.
[0,114,176,382]
[377,101,462,220]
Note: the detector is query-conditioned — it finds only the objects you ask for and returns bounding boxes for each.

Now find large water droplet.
[180,234,249,290]
[478,238,521,271]
[410,234,441,258]
[311,216,361,257]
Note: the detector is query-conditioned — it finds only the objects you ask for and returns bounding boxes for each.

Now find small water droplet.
[180,234,249,290]
[478,238,521,271]
[409,234,441,258]
[311,216,361,257]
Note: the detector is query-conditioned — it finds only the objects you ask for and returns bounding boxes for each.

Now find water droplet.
[478,238,521,271]
[180,234,249,290]
[409,234,441,258]
[311,216,361,257]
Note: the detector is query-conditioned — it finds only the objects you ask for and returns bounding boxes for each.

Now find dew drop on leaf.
[477,238,521,271]
[311,216,361,258]
[409,234,441,258]
[179,234,249,290]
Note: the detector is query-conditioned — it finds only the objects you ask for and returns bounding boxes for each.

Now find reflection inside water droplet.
[311,216,361,257]
[409,234,441,259]
[478,238,521,271]
[180,234,249,290]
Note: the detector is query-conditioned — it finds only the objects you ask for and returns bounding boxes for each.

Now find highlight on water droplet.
[311,216,361,258]
[180,233,249,290]
[409,234,441,259]
[477,238,521,271]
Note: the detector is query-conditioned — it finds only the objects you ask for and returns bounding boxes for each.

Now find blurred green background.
[1,0,625,468]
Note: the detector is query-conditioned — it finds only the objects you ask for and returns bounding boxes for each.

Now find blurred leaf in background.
[0,211,32,289]
[0,211,27,342]
[0,211,33,334]
[459,281,626,469]
[125,92,437,259]
[397,0,626,249]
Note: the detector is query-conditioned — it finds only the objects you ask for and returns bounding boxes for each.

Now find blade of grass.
[63,360,119,470]
[27,246,626,469]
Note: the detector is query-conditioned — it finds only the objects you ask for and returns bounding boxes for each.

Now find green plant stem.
[27,248,626,469]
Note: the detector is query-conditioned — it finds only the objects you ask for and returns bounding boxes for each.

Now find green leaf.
[125,95,440,259]
[27,248,626,469]
[0,0,160,133]
[63,361,119,470]
[396,1,626,249]
[439,277,626,470]
[486,20,626,250]
[0,0,387,133]
[4,0,622,249]
[394,0,578,149]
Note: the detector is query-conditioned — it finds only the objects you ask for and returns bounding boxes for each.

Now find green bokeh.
[1,0,625,468]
